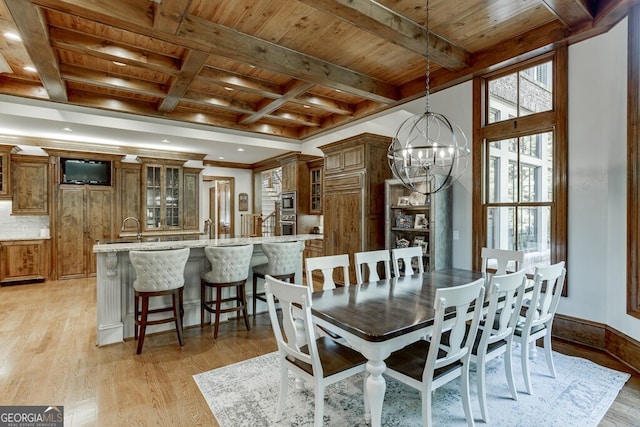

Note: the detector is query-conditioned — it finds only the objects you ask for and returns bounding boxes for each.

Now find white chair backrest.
[480,269,527,348]
[201,244,254,283]
[262,241,304,276]
[305,254,350,290]
[427,278,485,374]
[481,247,524,277]
[265,275,323,377]
[391,246,424,277]
[354,249,391,284]
[524,261,566,328]
[129,248,190,292]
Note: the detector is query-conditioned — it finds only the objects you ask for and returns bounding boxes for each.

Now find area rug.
[193,347,630,427]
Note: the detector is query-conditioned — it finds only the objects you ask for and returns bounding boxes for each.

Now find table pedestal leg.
[365,359,386,427]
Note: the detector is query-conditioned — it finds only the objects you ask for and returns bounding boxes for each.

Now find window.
[472,49,567,282]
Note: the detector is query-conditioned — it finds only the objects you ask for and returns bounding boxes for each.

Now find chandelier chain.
[425,0,430,114]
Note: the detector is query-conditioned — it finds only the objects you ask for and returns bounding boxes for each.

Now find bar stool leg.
[173,291,184,346]
[136,295,149,355]
[240,283,251,331]
[214,287,222,339]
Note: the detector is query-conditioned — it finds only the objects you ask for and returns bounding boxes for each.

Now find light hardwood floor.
[1,278,638,426]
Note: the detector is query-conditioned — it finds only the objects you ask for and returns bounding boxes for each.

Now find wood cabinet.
[319,133,392,283]
[182,167,202,231]
[304,238,324,288]
[308,159,323,214]
[384,178,452,271]
[0,239,48,284]
[0,145,15,200]
[57,185,114,279]
[278,154,319,214]
[11,154,49,215]
[139,158,184,232]
[118,162,141,234]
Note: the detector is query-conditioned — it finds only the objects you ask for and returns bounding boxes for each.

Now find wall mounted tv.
[61,158,112,185]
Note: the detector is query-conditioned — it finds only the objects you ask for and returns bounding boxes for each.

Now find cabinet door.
[182,168,200,230]
[119,163,141,233]
[281,161,297,191]
[0,151,10,199]
[86,187,113,276]
[12,159,48,215]
[324,190,361,283]
[57,186,86,278]
[142,164,182,231]
[309,167,322,213]
[0,240,46,283]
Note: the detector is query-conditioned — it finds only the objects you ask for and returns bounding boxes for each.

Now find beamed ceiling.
[0,0,635,146]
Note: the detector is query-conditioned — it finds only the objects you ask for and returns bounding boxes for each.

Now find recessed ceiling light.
[4,32,21,42]
[62,127,72,132]
[224,86,234,91]
[161,139,170,143]
[23,66,36,73]
[303,105,310,108]
[218,156,225,160]
[236,148,245,152]
[112,61,126,66]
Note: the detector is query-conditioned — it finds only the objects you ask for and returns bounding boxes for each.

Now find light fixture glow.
[112,61,127,67]
[4,32,21,42]
[62,127,72,132]
[161,139,170,143]
[236,148,245,152]
[23,66,36,73]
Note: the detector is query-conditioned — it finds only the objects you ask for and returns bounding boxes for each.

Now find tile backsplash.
[0,200,50,239]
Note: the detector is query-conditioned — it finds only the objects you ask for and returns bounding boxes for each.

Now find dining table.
[311,268,484,427]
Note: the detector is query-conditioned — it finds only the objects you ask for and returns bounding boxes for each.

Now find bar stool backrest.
[129,248,190,292]
[202,244,254,283]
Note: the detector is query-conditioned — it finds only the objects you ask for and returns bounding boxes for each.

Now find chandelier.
[387,0,470,196]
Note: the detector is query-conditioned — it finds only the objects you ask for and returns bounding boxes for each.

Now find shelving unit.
[384,178,452,272]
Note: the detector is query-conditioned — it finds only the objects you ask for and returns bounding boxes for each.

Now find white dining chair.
[391,246,424,277]
[468,269,527,422]
[384,278,485,427]
[354,249,391,284]
[514,261,566,395]
[264,274,367,426]
[305,254,350,290]
[480,247,524,283]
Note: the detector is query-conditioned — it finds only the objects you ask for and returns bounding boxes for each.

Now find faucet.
[203,218,213,239]
[121,217,141,240]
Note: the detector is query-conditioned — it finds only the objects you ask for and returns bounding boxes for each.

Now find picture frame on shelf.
[414,236,429,254]
[396,214,413,229]
[414,213,428,229]
[396,238,410,248]
[409,191,427,206]
[397,196,411,206]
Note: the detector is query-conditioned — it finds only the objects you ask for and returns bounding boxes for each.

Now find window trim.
[472,47,568,292]
[627,6,640,318]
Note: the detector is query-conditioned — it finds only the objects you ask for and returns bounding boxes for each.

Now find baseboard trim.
[553,314,640,373]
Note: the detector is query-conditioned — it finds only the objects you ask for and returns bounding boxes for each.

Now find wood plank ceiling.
[0,0,633,141]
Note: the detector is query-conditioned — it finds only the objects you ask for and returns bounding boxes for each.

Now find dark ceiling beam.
[151,0,191,34]
[240,80,314,125]
[158,50,209,112]
[297,0,470,71]
[178,15,400,104]
[542,0,596,28]
[5,0,67,101]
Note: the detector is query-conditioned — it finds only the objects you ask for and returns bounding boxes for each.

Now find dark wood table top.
[311,268,483,343]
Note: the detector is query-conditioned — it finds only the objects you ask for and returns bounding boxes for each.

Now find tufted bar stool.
[129,247,190,355]
[251,240,304,317]
[200,244,254,339]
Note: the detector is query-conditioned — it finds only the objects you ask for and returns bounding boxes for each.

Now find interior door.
[86,187,114,276]
[57,185,85,279]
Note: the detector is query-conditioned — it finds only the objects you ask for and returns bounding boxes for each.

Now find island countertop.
[93,233,322,253]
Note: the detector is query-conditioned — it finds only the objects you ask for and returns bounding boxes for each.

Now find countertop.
[93,234,323,253]
[0,236,51,241]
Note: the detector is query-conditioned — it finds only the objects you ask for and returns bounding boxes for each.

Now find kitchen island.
[93,234,321,346]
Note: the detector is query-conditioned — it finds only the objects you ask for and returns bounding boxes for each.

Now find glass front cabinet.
[142,160,183,231]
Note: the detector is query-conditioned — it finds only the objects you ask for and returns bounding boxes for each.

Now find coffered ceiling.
[0,0,634,163]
